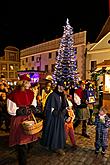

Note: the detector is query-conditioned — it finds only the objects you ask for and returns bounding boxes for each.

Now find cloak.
[41,91,67,150]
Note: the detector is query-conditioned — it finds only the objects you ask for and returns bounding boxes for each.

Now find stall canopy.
[95,60,110,72]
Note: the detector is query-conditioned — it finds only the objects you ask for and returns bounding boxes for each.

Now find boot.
[17,144,28,165]
[82,120,90,138]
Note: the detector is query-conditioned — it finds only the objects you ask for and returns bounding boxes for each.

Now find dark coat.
[41,91,67,150]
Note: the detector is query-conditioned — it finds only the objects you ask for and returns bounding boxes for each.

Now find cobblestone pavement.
[0,123,110,165]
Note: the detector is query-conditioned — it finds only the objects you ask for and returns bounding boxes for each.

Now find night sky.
[0,0,109,52]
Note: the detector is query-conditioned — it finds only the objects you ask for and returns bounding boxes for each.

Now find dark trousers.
[88,109,93,124]
[74,119,80,129]
[82,120,87,134]
[16,144,28,165]
[99,94,103,109]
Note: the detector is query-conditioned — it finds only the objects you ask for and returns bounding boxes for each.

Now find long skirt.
[9,115,38,147]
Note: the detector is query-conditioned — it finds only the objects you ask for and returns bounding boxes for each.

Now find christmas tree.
[53,18,78,86]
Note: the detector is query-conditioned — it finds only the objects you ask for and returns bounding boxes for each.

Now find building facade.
[20,31,87,80]
[0,46,20,82]
[86,33,110,80]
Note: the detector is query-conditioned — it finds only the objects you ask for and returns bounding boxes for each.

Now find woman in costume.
[7,74,38,165]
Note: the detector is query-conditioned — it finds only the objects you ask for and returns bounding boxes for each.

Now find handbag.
[22,112,43,135]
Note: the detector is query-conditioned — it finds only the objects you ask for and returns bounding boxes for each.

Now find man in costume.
[40,81,68,156]
[74,81,90,138]
[7,74,38,165]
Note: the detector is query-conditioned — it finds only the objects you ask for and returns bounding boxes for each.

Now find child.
[94,106,110,155]
[65,96,77,149]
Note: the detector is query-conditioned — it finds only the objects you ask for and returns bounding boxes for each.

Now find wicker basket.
[22,113,43,135]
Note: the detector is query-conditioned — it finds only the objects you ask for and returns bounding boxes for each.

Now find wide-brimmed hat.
[19,74,31,81]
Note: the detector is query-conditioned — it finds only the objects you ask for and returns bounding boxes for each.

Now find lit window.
[1,64,7,70]
[9,64,14,71]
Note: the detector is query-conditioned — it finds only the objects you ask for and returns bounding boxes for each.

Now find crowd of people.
[0,74,110,165]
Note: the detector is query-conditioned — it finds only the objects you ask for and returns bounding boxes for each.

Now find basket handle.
[31,112,37,124]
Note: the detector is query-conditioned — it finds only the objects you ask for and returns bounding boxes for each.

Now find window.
[51,64,55,72]
[9,72,14,78]
[26,58,28,62]
[22,60,24,65]
[9,53,16,61]
[1,64,7,71]
[45,65,48,72]
[108,40,110,44]
[15,64,19,71]
[9,64,14,71]
[32,56,34,61]
[91,61,96,72]
[36,57,41,63]
[48,52,52,59]
[37,66,40,71]
[1,72,7,78]
[32,67,34,70]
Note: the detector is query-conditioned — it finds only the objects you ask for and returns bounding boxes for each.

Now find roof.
[95,16,110,42]
[4,46,19,51]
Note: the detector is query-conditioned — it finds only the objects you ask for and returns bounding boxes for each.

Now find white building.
[20,31,87,80]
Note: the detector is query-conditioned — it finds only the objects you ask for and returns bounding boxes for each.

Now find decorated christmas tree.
[53,18,78,86]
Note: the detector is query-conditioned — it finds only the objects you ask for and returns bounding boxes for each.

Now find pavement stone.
[0,123,110,165]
